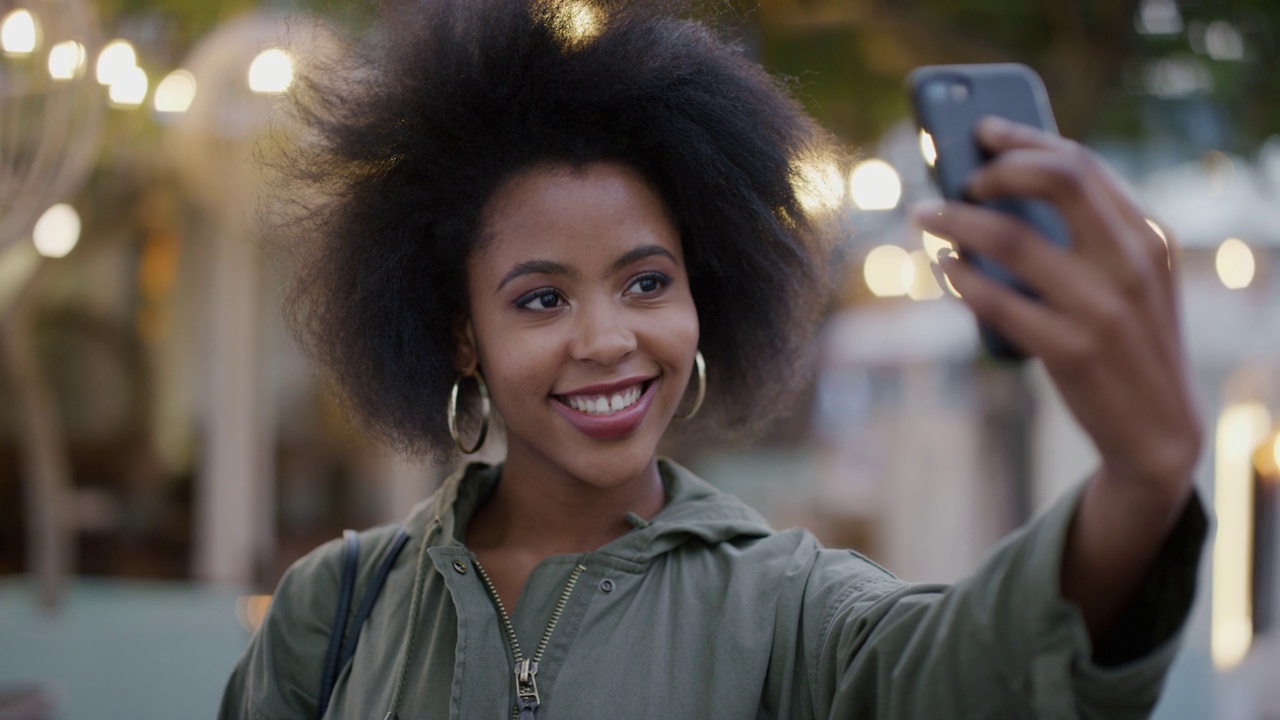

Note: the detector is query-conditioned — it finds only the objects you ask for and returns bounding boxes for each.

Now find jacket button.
[452,559,468,574]
[599,578,614,594]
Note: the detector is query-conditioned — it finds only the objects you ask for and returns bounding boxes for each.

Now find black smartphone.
[907,63,1071,361]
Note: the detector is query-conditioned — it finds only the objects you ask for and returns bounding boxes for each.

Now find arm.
[807,487,1206,719]
[912,116,1204,643]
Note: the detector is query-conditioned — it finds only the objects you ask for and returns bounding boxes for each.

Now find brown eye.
[626,272,669,296]
[515,288,566,310]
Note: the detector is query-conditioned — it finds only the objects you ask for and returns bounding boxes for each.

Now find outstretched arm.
[913,116,1203,643]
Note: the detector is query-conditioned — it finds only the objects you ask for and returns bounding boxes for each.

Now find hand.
[911,116,1203,637]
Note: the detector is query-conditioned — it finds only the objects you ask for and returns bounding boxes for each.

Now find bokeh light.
[154,69,197,113]
[47,39,86,80]
[248,47,293,94]
[96,39,137,85]
[1212,402,1270,670]
[1215,237,1255,290]
[849,159,903,211]
[32,203,81,259]
[1,8,39,56]
[864,244,913,298]
[921,230,951,261]
[108,65,149,107]
[1205,21,1244,61]
[906,250,944,301]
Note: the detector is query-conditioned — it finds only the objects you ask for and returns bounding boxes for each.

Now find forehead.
[472,162,682,273]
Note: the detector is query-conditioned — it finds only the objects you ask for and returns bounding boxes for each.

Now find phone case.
[908,63,1071,361]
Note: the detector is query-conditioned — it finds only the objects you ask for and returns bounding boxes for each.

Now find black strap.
[316,525,413,720]
[317,530,360,720]
[339,525,412,668]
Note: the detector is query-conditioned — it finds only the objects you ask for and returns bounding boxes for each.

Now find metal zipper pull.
[515,658,540,720]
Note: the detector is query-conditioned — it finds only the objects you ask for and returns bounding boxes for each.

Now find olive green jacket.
[220,460,1206,719]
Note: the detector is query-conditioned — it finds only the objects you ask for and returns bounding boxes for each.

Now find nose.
[569,301,636,366]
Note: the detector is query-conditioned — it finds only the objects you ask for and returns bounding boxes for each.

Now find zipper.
[473,559,587,720]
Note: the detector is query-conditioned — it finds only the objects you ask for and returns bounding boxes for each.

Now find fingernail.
[936,248,959,265]
[978,115,1014,133]
[910,199,945,222]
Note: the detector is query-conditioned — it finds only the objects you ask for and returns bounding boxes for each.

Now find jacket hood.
[402,458,775,564]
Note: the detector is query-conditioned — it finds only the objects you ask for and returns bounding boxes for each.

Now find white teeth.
[564,383,643,415]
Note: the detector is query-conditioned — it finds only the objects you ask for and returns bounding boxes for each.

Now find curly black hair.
[277,0,841,459]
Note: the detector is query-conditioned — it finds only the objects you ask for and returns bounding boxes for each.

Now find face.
[462,162,699,489]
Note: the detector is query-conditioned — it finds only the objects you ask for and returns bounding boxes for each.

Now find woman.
[221,0,1207,717]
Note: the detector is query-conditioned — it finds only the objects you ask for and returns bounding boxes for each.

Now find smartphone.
[908,63,1071,361]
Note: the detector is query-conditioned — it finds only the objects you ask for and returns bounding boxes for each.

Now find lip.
[550,377,658,441]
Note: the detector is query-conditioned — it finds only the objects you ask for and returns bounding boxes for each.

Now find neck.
[466,453,666,556]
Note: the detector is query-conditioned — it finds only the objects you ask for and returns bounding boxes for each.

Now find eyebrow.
[609,245,677,274]
[495,245,678,292]
[496,260,577,292]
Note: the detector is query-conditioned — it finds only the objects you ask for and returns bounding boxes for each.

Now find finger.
[940,252,1174,421]
[975,116,1177,319]
[921,201,1185,388]
[937,251,1085,361]
[913,200,1113,319]
[965,148,1171,323]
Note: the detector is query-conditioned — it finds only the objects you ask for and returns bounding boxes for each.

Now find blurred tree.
[757,0,1280,151]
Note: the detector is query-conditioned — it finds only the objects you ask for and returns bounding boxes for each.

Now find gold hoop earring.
[447,371,490,454]
[673,350,706,420]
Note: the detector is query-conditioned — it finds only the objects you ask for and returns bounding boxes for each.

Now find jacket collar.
[403,458,774,562]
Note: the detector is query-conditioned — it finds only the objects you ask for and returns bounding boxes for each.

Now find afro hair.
[277,0,843,459]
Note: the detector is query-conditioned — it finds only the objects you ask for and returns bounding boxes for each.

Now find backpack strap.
[339,525,412,668]
[315,525,413,720]
[317,530,360,720]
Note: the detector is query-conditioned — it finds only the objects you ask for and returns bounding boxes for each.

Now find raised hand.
[912,115,1203,638]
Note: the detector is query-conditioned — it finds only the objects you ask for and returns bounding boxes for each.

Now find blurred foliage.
[86,0,1280,152]
[756,0,1280,153]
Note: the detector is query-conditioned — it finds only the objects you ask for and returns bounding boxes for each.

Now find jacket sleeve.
[218,537,346,720]
[806,485,1208,719]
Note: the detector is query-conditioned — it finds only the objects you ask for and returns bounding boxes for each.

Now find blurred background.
[0,0,1278,717]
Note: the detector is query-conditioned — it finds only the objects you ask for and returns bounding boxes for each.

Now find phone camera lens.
[925,80,949,103]
[949,83,969,102]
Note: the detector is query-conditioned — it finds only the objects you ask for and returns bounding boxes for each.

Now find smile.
[550,378,658,441]
[559,383,644,415]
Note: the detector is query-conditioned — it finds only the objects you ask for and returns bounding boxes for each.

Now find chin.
[554,437,663,491]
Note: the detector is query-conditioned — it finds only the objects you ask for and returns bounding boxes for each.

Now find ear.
[453,316,479,375]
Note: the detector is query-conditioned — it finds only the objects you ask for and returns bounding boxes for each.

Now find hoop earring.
[673,350,706,421]
[447,371,490,454]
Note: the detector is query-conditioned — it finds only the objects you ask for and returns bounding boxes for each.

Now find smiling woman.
[222,0,1208,718]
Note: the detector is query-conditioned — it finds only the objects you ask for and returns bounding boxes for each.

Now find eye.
[626,272,670,296]
[514,288,566,311]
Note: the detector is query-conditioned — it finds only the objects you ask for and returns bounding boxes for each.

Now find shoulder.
[218,522,412,720]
